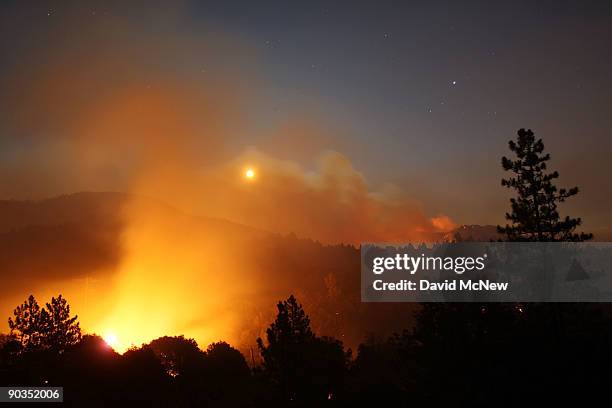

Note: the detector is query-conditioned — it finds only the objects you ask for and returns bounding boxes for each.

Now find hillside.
[0,192,536,350]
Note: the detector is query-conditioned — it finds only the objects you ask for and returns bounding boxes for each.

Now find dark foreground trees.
[1,129,610,406]
[148,336,252,406]
[2,289,612,406]
[8,294,81,353]
[257,295,350,403]
[402,128,602,405]
[1,294,351,407]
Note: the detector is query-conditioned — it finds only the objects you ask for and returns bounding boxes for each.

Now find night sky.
[1,0,611,234]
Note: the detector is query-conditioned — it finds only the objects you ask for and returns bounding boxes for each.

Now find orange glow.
[430,215,456,232]
[91,195,260,354]
[103,332,119,349]
[0,4,458,356]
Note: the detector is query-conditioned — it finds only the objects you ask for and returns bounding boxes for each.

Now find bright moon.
[245,168,255,179]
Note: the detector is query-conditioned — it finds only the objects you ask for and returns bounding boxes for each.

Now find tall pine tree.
[498,128,593,242]
[8,295,45,351]
[42,295,81,352]
[8,294,81,353]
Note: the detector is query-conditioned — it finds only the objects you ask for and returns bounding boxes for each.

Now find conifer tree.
[8,294,81,352]
[42,295,81,352]
[8,295,45,351]
[498,128,593,242]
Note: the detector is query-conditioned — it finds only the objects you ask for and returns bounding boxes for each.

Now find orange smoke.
[190,149,454,244]
[0,7,455,350]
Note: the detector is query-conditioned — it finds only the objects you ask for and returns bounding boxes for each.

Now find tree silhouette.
[257,295,348,402]
[8,294,80,352]
[498,128,593,241]
[120,345,173,407]
[202,342,252,406]
[305,336,349,400]
[205,341,250,380]
[8,295,45,351]
[149,335,205,378]
[42,295,81,352]
[257,295,314,400]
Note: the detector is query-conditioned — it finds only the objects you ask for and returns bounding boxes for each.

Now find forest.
[1,130,610,407]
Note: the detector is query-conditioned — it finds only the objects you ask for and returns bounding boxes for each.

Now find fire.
[90,195,256,355]
[103,332,119,349]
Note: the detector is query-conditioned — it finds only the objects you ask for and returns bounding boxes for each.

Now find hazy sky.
[1,0,611,232]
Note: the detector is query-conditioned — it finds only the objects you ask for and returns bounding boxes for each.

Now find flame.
[92,195,260,353]
[102,331,119,349]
